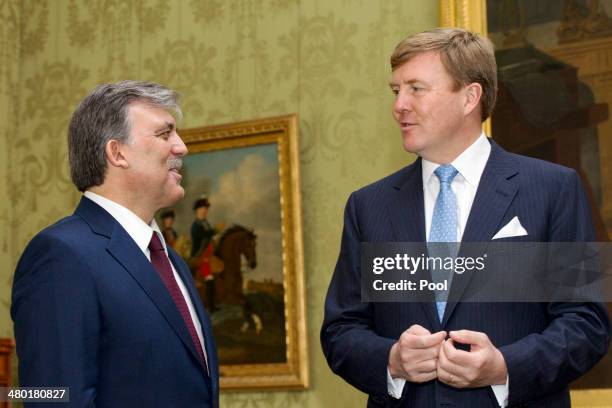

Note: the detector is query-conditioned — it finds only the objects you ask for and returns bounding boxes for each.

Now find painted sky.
[169,143,283,283]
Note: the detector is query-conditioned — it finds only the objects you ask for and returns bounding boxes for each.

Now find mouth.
[399,121,416,130]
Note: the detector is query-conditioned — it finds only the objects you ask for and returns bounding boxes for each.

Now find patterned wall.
[0,6,22,406]
[0,1,438,406]
[0,0,20,335]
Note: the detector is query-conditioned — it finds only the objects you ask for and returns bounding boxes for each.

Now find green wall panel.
[0,1,438,406]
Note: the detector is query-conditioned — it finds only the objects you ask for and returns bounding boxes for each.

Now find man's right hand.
[388,324,446,383]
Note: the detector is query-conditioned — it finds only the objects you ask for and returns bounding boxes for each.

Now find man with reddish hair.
[321,28,610,407]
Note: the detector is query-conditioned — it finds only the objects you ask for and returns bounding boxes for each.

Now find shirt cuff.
[386,368,406,399]
[491,375,509,407]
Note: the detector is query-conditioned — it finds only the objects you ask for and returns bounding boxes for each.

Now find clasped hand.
[387,324,507,388]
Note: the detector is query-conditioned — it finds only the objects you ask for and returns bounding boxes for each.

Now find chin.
[402,138,425,155]
[164,187,185,207]
[400,129,422,152]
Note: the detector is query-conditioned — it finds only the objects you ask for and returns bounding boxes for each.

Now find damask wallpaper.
[0,1,437,406]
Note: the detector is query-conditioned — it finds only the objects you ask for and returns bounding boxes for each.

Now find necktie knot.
[149,232,165,252]
[434,164,458,185]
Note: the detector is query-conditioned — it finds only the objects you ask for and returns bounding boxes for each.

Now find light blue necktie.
[428,164,458,322]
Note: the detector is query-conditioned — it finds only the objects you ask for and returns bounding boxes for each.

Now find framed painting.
[440,0,612,405]
[158,114,308,390]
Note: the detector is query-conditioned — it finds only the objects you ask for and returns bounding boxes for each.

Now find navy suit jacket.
[12,197,219,408]
[321,141,610,407]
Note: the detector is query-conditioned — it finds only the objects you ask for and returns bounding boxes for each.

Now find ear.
[463,82,483,117]
[105,139,129,169]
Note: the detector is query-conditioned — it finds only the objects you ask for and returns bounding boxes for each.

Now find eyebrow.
[154,122,175,134]
[388,79,425,88]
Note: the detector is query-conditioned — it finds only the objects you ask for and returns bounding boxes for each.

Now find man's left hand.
[436,330,507,388]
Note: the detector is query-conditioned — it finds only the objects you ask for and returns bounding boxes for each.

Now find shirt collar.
[83,191,166,253]
[422,132,491,188]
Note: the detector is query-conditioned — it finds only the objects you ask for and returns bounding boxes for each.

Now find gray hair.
[68,80,182,192]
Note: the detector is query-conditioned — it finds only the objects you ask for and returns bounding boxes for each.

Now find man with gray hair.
[12,81,219,407]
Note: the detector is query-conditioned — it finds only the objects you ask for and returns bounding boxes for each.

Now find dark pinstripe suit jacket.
[321,141,610,407]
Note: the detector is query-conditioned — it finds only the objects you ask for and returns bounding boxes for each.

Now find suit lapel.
[168,250,219,391]
[461,142,519,243]
[387,160,426,243]
[106,228,209,374]
[75,197,208,377]
[442,141,519,325]
[386,160,441,330]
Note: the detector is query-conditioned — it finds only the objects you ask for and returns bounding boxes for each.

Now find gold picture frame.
[440,1,611,406]
[176,114,308,390]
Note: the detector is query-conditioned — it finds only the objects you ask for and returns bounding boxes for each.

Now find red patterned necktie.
[149,232,207,369]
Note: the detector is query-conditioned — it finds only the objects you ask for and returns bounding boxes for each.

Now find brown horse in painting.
[214,225,257,305]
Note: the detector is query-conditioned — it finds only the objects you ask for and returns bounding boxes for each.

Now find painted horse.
[214,225,257,306]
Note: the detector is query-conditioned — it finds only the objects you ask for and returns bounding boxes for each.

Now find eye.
[410,85,423,93]
[390,88,399,96]
[158,130,171,140]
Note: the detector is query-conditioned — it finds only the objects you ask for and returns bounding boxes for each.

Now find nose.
[172,131,188,157]
[393,90,412,116]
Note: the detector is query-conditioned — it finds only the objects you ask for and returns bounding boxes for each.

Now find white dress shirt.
[83,191,208,371]
[386,133,509,407]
